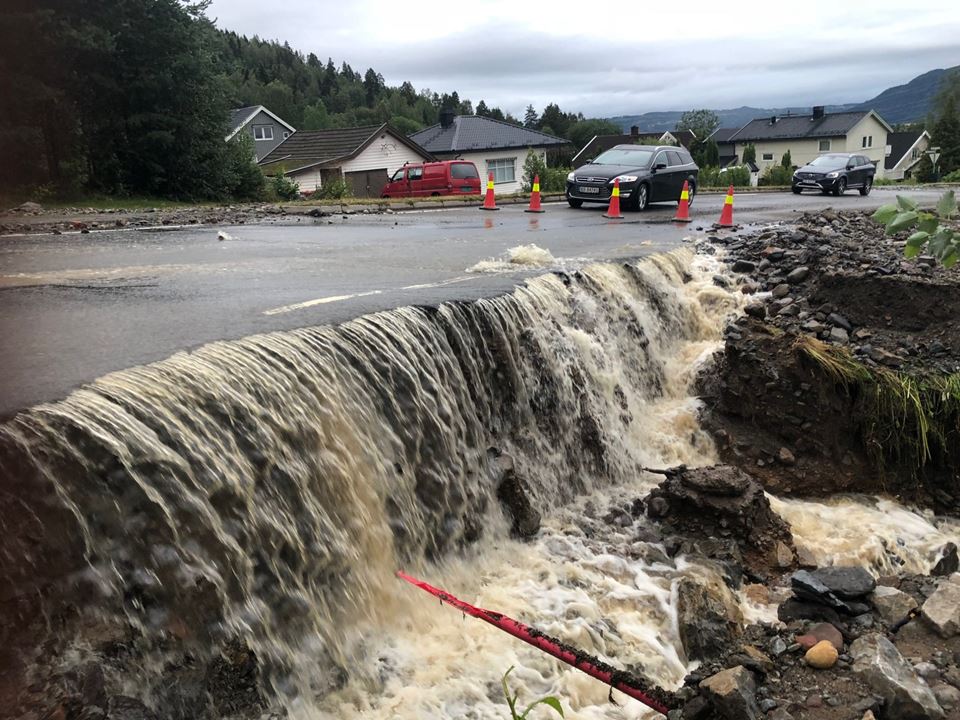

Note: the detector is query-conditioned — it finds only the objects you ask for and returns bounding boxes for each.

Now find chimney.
[770,115,778,125]
[630,125,640,137]
[812,105,825,120]
[440,109,455,129]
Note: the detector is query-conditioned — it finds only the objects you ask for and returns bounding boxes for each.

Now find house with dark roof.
[410,111,569,194]
[571,127,696,166]
[884,129,931,180]
[706,127,741,168]
[727,107,893,178]
[227,106,297,161]
[258,123,433,197]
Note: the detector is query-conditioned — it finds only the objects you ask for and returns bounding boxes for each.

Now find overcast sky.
[208,0,960,117]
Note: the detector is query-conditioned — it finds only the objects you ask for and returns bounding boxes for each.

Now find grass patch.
[796,336,960,480]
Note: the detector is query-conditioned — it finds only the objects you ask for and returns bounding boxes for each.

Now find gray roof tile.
[885,130,926,170]
[729,111,875,142]
[228,106,260,133]
[410,115,568,153]
[258,124,432,170]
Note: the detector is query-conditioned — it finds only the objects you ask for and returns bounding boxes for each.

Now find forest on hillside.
[0,0,619,200]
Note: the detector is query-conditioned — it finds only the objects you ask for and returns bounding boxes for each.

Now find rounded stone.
[805,640,839,669]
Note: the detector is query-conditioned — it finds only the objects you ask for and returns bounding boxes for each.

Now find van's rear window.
[451,163,479,179]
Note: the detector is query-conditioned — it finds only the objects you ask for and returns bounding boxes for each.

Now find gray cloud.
[208,1,960,117]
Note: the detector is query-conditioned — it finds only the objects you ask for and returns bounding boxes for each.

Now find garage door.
[345,169,390,198]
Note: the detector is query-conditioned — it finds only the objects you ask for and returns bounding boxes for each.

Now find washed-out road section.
[0,188,943,416]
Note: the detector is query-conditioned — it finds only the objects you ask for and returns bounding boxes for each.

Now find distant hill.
[610,66,957,133]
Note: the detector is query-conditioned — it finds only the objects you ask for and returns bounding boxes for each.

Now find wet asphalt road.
[0,188,945,416]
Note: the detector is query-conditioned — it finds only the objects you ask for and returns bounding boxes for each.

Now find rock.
[827,313,852,332]
[796,546,818,568]
[744,302,767,319]
[775,541,794,568]
[933,683,960,711]
[913,661,940,681]
[932,543,959,576]
[811,566,876,599]
[791,570,854,613]
[768,711,794,720]
[743,583,770,605]
[922,580,960,638]
[759,698,778,712]
[676,577,743,661]
[786,266,810,283]
[796,622,844,651]
[15,201,42,213]
[778,598,842,625]
[805,640,839,669]
[492,451,541,538]
[829,327,849,344]
[776,447,796,466]
[850,633,945,719]
[732,259,756,273]
[699,666,761,720]
[727,645,775,674]
[772,284,791,298]
[871,585,918,625]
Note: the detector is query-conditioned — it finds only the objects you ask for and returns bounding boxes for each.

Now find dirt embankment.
[699,208,960,510]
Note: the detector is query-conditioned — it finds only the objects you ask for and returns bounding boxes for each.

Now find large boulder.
[699,665,761,720]
[645,465,794,573]
[676,576,743,662]
[809,566,876,599]
[921,578,960,638]
[790,569,869,615]
[850,634,944,719]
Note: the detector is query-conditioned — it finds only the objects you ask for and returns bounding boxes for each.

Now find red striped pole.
[396,571,672,715]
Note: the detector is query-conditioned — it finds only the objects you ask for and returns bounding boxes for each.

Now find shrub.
[698,165,752,188]
[942,169,960,183]
[522,150,548,192]
[318,177,352,200]
[759,165,793,186]
[270,171,300,201]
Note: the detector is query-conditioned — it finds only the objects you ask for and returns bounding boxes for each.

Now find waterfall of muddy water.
[3,247,958,719]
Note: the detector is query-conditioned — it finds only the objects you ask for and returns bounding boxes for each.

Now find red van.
[381,160,481,198]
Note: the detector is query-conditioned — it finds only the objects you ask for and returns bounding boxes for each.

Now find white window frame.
[253,125,274,141]
[819,139,831,152]
[862,135,872,148]
[487,157,516,184]
[761,152,775,162]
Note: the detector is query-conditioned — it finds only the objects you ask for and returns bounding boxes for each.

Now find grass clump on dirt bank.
[797,336,960,482]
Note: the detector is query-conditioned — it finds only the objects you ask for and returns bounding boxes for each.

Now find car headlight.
[826,172,839,178]
[610,175,639,184]
[567,172,575,182]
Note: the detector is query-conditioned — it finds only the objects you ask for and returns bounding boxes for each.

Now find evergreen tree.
[742,144,757,164]
[781,149,793,169]
[931,95,960,175]
[524,104,540,128]
[704,139,720,167]
[476,100,490,117]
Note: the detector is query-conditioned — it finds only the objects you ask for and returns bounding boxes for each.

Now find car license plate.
[578,186,600,194]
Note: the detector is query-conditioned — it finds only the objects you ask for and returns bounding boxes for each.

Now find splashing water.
[466,243,568,273]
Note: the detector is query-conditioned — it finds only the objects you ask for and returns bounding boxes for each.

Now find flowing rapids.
[1,248,957,719]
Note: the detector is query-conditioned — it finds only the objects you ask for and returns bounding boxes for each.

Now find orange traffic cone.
[603,178,623,219]
[525,175,544,213]
[674,180,692,222]
[717,185,735,227]
[480,172,499,211]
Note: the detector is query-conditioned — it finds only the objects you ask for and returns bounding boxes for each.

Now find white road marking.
[261,275,486,315]
[263,290,383,315]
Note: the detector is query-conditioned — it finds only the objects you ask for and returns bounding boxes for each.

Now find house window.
[762,152,774,161]
[861,135,872,148]
[282,131,290,140]
[487,157,516,184]
[819,139,831,152]
[911,148,920,160]
[253,125,274,141]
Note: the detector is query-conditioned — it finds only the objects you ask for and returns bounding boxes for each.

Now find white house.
[884,130,931,180]
[409,112,569,195]
[258,124,433,196]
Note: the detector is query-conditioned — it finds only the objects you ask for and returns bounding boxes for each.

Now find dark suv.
[792,153,875,196]
[566,145,699,210]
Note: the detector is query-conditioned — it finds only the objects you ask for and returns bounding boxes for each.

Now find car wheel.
[859,177,873,196]
[833,177,847,196]
[567,198,583,208]
[635,183,649,211]
[792,186,802,195]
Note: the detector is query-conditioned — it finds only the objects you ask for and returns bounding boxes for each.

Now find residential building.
[410,111,569,194]
[884,129,931,180]
[706,127,740,168]
[258,124,433,197]
[227,106,297,161]
[572,127,696,166]
[727,107,893,178]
